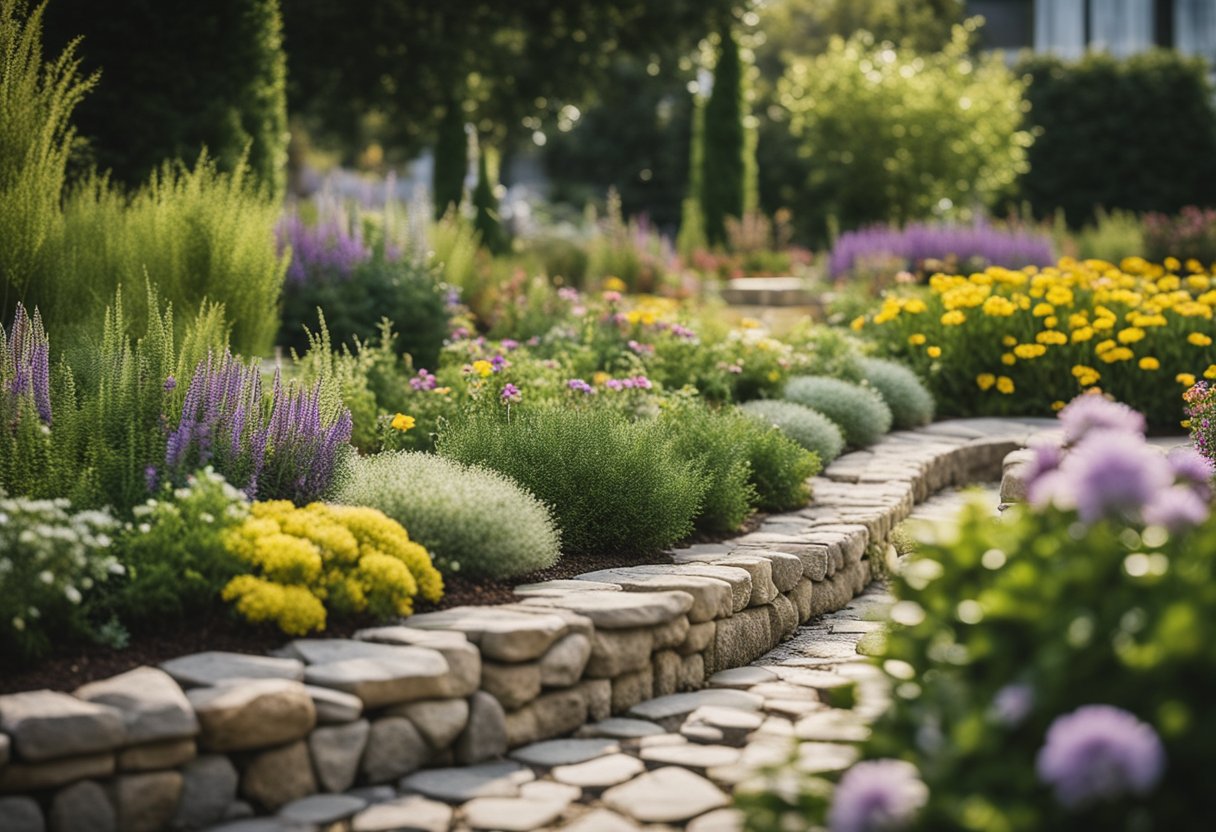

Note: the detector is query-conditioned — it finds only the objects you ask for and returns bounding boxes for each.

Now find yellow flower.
[740,317,761,329]
[1035,330,1068,346]
[996,376,1015,394]
[390,413,416,432]
[1032,302,1054,317]
[433,386,452,395]
[1188,332,1213,347]
[1206,364,1216,379]
[850,316,866,331]
[1044,316,1059,329]
[903,298,928,314]
[1176,372,1196,386]
[976,374,996,391]
[1164,256,1181,271]
[940,310,966,326]
[926,346,942,358]
[1051,400,1066,411]
[908,333,927,346]
[1095,339,1117,355]
[1099,347,1135,364]
[1071,365,1101,386]
[1186,258,1204,273]
[1116,327,1145,344]
[767,370,781,382]
[981,296,1016,317]
[1138,356,1160,371]
[471,359,493,377]
[1001,335,1018,347]
[1014,343,1047,360]
[1071,327,1094,343]
[603,276,627,292]
[592,371,610,386]
[1001,353,1016,365]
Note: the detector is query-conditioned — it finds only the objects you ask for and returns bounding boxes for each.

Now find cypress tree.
[472,144,507,254]
[700,23,745,247]
[432,98,467,220]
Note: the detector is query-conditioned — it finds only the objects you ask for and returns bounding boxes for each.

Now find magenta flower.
[1058,394,1146,445]
[1143,485,1210,530]
[567,379,594,395]
[1029,430,1173,523]
[409,369,438,391]
[1036,705,1165,808]
[828,759,928,832]
[500,383,522,403]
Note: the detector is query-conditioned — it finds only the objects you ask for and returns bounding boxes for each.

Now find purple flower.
[500,383,522,404]
[500,339,520,352]
[144,466,159,493]
[163,375,177,392]
[605,379,624,391]
[670,323,697,340]
[526,336,541,347]
[633,375,653,390]
[567,379,594,395]
[1167,447,1214,501]
[1143,485,1210,531]
[991,683,1034,726]
[1064,431,1174,522]
[2,303,52,424]
[410,369,437,391]
[491,355,508,372]
[827,759,928,832]
[1058,395,1146,445]
[558,287,580,301]
[276,203,370,284]
[627,339,654,356]
[1036,705,1165,808]
[829,220,1054,279]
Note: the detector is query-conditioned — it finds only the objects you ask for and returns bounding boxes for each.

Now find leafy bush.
[104,467,248,628]
[830,222,1054,280]
[798,399,1216,831]
[1056,208,1146,264]
[332,451,561,580]
[1143,207,1216,266]
[739,416,821,512]
[740,399,845,464]
[784,375,892,448]
[658,402,758,534]
[0,491,120,661]
[1185,381,1216,467]
[776,23,1028,241]
[1018,50,1216,226]
[853,257,1216,426]
[859,357,935,429]
[438,407,705,556]
[221,500,443,635]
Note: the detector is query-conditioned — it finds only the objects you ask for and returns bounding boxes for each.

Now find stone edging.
[0,418,1056,832]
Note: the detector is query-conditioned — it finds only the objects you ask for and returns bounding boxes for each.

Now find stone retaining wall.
[0,418,1053,832]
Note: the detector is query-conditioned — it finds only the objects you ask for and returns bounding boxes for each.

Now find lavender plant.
[830,222,1055,280]
[164,351,352,503]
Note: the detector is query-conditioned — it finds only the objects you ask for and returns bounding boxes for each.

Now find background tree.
[473,146,507,255]
[432,99,468,219]
[701,24,747,247]
[41,0,288,198]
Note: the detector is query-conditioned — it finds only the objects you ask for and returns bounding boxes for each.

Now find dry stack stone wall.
[0,418,1054,832]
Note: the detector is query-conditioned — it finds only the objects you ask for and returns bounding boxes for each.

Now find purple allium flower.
[1166,447,1214,501]
[991,683,1034,726]
[827,759,928,832]
[1036,705,1165,808]
[1065,431,1174,522]
[500,383,522,403]
[1143,485,1210,531]
[1058,394,1146,445]
[567,379,594,395]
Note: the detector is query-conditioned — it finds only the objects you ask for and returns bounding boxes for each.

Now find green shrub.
[42,0,288,197]
[438,407,706,556]
[332,451,560,580]
[859,356,935,429]
[740,399,846,464]
[0,0,96,306]
[1056,208,1146,263]
[0,490,120,661]
[776,23,1028,241]
[785,325,866,382]
[658,402,758,534]
[784,375,892,447]
[739,416,820,511]
[1019,50,1216,226]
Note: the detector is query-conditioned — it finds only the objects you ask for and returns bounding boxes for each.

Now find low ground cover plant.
[853,257,1216,426]
[333,451,561,580]
[747,395,1216,831]
[740,399,845,464]
[859,357,935,430]
[783,375,893,448]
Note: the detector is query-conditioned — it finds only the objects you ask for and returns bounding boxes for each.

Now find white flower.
[64,586,82,604]
[39,570,54,585]
[138,523,151,534]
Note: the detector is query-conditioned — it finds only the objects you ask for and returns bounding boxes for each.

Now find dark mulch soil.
[1,514,765,695]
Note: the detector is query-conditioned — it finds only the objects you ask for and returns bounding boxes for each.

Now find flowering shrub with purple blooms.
[830,221,1055,281]
[1143,206,1216,266]
[746,394,1216,831]
[1184,381,1216,468]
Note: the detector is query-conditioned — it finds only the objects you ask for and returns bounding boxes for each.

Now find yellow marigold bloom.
[1013,343,1046,359]
[1139,356,1160,371]
[1177,372,1196,386]
[996,376,1015,394]
[1099,347,1135,364]
[976,374,996,391]
[1002,335,1018,347]
[904,298,928,314]
[1032,302,1054,317]
[1095,339,1117,355]
[981,296,1016,317]
[1071,365,1101,386]
[1206,364,1216,379]
[1044,316,1059,329]
[471,359,493,377]
[1071,327,1094,343]
[926,346,942,358]
[1164,256,1181,271]
[603,276,627,292]
[767,370,781,382]
[1068,312,1089,329]
[391,413,416,432]
[1036,331,1068,346]
[1188,332,1213,347]
[1186,258,1204,273]
[593,371,610,386]
[1001,353,1017,365]
[1116,327,1145,344]
[908,333,927,346]
[940,310,966,326]
[434,386,452,395]
[1175,301,1214,319]
[1051,400,1066,411]
[1092,317,1114,331]
[850,316,866,331]
[1045,287,1074,306]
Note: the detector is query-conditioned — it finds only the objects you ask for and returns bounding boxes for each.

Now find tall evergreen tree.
[432,98,467,219]
[472,144,507,254]
[701,23,745,247]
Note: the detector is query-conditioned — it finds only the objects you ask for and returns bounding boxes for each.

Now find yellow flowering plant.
[853,257,1216,425]
[220,501,443,635]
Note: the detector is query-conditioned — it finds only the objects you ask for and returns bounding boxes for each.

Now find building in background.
[967,0,1216,62]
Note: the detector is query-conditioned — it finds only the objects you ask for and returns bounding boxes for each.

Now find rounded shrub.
[658,402,758,535]
[738,417,821,512]
[332,452,560,580]
[438,408,706,556]
[783,375,893,448]
[860,357,935,430]
[740,399,846,464]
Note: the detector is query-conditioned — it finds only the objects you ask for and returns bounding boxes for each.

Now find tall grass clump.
[784,375,893,448]
[36,154,287,355]
[333,452,561,580]
[658,401,758,534]
[0,0,96,309]
[859,357,935,429]
[740,399,846,464]
[439,407,706,556]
